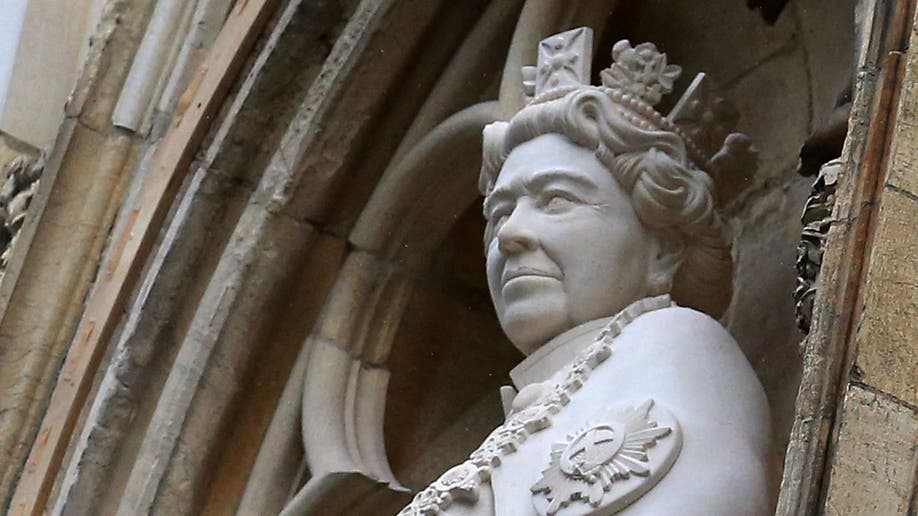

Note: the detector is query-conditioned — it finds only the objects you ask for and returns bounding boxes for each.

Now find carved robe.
[400,297,772,515]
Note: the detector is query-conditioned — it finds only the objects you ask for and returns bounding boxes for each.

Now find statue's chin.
[499,301,569,356]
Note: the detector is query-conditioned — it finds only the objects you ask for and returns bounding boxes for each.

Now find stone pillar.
[821,4,918,513]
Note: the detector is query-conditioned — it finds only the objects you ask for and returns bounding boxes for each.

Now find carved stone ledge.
[0,155,44,279]
[795,158,841,333]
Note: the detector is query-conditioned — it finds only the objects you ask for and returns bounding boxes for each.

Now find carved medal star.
[530,400,672,515]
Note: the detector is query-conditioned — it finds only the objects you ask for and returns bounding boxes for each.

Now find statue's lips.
[502,266,561,286]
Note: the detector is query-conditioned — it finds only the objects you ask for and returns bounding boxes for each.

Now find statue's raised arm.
[399,27,770,516]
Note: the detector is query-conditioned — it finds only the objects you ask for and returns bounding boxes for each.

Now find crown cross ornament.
[522,27,757,204]
[533,27,593,100]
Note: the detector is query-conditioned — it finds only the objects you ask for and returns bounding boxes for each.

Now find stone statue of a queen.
[399,28,771,516]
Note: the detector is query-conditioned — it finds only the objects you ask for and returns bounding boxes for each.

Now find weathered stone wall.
[821,4,918,512]
[0,0,106,148]
[0,1,159,510]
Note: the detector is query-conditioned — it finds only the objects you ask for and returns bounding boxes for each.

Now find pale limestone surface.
[823,385,918,515]
[851,32,918,406]
[818,12,918,512]
[0,0,105,148]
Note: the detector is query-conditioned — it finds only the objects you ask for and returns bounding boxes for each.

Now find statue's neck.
[509,295,672,389]
[509,317,612,389]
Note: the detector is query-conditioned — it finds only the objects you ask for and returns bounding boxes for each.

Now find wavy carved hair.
[480,88,733,317]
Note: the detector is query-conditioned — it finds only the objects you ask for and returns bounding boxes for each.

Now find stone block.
[887,39,918,197]
[823,385,918,516]
[0,122,111,510]
[854,189,918,406]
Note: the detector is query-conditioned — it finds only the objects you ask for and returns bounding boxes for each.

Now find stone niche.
[379,0,854,497]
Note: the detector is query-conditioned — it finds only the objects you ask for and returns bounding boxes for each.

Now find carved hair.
[480,88,732,317]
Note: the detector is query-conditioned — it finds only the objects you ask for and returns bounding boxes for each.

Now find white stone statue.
[399,28,770,516]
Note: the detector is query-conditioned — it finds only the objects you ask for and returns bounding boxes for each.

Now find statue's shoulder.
[581,307,773,515]
[618,305,758,382]
[627,305,736,348]
[592,305,771,450]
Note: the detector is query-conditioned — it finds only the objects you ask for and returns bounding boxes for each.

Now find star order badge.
[530,400,682,515]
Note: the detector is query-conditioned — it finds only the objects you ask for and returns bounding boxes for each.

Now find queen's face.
[484,134,659,354]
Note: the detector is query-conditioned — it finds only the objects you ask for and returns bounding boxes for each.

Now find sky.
[0,0,29,120]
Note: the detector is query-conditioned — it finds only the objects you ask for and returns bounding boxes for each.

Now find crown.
[519,28,757,203]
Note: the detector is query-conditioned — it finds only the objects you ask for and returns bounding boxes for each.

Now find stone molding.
[777,0,918,513]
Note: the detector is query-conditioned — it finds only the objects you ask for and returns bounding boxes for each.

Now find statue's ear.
[647,235,685,296]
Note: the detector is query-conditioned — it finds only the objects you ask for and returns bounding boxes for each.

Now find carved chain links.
[795,159,841,333]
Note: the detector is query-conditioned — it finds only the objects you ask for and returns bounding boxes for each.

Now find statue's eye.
[542,192,577,213]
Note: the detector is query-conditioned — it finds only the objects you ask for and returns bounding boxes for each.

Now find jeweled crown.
[521,28,756,202]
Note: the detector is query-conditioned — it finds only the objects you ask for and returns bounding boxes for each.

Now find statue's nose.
[496,209,538,255]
